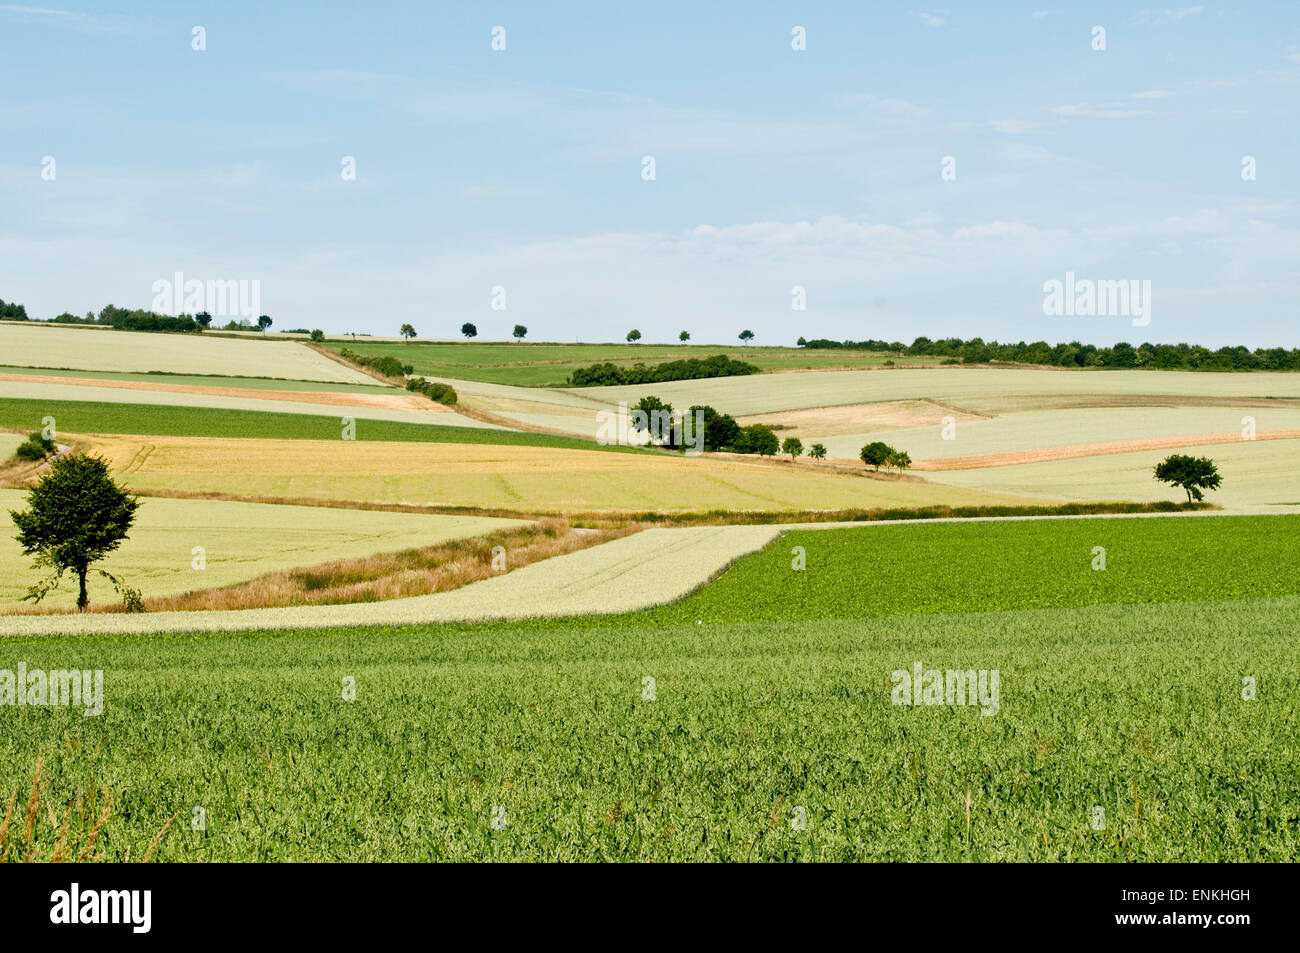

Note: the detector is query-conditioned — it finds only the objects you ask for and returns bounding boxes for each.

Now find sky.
[1,1,1297,347]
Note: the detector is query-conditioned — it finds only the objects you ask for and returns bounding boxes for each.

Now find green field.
[1,516,1295,861]
[0,398,633,452]
[0,491,526,611]
[326,340,936,387]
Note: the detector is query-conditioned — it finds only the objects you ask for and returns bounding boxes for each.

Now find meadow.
[0,323,372,384]
[0,491,526,612]
[325,340,937,387]
[1,515,1294,861]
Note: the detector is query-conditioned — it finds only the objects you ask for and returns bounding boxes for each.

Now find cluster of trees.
[338,347,412,379]
[629,399,780,456]
[797,335,1300,371]
[570,354,760,387]
[0,298,29,320]
[405,376,458,405]
[859,441,911,471]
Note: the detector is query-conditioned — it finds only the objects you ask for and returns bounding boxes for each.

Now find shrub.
[569,354,760,387]
[406,377,458,406]
[339,348,412,380]
[310,329,325,342]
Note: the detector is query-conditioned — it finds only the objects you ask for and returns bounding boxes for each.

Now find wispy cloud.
[1137,6,1203,25]
[916,11,946,28]
[1130,89,1175,100]
[0,4,137,33]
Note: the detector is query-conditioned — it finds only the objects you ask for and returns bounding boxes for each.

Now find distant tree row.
[797,335,1300,371]
[6,303,274,334]
[570,354,760,387]
[0,298,29,320]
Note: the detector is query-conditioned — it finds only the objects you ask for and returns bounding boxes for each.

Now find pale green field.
[0,381,502,429]
[563,367,1300,417]
[0,490,526,612]
[801,406,1300,461]
[0,323,375,385]
[0,432,24,457]
[929,439,1300,513]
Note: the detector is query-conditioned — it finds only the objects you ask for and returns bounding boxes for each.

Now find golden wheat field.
[78,433,1030,512]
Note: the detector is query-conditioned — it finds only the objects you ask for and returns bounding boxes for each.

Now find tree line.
[796,336,1300,371]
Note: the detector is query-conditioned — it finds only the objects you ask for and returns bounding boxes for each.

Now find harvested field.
[77,433,1033,513]
[0,323,376,384]
[0,371,444,413]
[738,399,986,435]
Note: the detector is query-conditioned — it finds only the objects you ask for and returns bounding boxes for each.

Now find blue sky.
[2,2,1297,346]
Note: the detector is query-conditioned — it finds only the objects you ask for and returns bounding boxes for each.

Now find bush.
[310,329,325,342]
[406,377,458,406]
[13,432,55,461]
[339,348,412,380]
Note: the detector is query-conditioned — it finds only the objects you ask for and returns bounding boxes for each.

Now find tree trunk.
[77,565,89,613]
[1186,487,1193,503]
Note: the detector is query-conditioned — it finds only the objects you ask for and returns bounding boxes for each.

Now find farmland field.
[0,490,526,612]
[1,516,1295,861]
[79,434,1025,513]
[325,340,940,387]
[0,323,375,384]
[0,366,397,393]
[929,439,1300,513]
[0,398,620,449]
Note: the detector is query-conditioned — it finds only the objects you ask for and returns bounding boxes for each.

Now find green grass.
[0,397,639,452]
[0,365,395,393]
[647,515,1300,623]
[1,515,1295,861]
[325,341,936,387]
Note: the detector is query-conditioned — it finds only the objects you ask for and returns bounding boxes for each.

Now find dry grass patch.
[139,519,634,611]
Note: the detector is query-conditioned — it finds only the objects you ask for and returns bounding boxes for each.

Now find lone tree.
[512,324,527,341]
[627,328,642,344]
[399,323,417,341]
[1154,454,1222,502]
[257,314,272,332]
[195,311,213,329]
[739,329,755,345]
[10,454,142,612]
[782,436,804,460]
[461,322,478,339]
[679,330,690,342]
[808,442,827,460]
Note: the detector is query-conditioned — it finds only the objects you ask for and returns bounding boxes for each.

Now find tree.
[808,442,827,460]
[1154,454,1222,502]
[739,329,755,344]
[10,454,141,612]
[631,395,674,445]
[512,324,527,341]
[679,330,690,342]
[461,322,478,339]
[886,449,911,470]
[782,437,804,460]
[736,424,779,457]
[796,336,807,347]
[257,314,272,332]
[627,329,642,344]
[195,311,213,329]
[310,329,325,342]
[860,441,893,471]
[399,323,416,341]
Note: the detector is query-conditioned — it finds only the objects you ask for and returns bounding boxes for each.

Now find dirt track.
[911,431,1300,471]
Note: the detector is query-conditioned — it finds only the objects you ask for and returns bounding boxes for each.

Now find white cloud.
[1137,6,1203,25]
[917,11,945,28]
[1130,89,1175,100]
[1052,103,1151,119]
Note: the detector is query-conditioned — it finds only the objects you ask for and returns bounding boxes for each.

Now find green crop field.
[325,340,937,387]
[0,516,1294,861]
[0,398,631,452]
